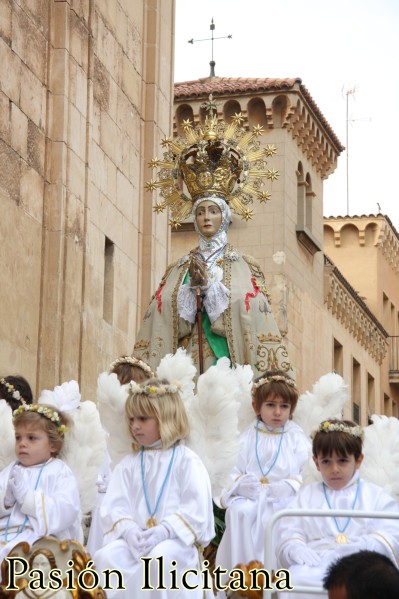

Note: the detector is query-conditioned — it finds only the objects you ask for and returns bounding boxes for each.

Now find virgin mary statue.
[133,98,293,378]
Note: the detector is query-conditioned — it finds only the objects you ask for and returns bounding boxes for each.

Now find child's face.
[129,415,160,447]
[15,424,56,467]
[252,394,291,429]
[313,450,364,490]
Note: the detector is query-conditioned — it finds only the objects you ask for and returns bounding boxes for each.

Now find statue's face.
[195,200,222,238]
[31,553,52,578]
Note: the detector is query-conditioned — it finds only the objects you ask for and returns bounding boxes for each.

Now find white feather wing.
[38,380,107,514]
[96,372,132,469]
[233,363,255,434]
[0,400,15,470]
[156,348,196,412]
[187,358,241,497]
[294,372,349,437]
[294,372,349,485]
[361,415,399,501]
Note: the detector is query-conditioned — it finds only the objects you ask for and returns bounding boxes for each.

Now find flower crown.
[129,380,180,396]
[252,374,297,395]
[0,378,26,405]
[109,356,154,377]
[13,404,68,433]
[312,420,364,440]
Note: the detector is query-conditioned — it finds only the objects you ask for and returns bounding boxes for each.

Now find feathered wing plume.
[96,372,132,469]
[294,372,349,437]
[232,363,255,434]
[0,400,15,470]
[294,372,349,485]
[361,415,399,502]
[156,348,196,413]
[187,358,242,497]
[38,380,107,514]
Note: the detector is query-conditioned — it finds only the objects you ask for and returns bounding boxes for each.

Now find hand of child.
[234,473,261,500]
[123,524,143,561]
[9,466,30,505]
[286,543,321,566]
[140,524,170,555]
[3,483,15,508]
[266,480,293,502]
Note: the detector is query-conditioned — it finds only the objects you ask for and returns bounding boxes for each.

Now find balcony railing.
[389,336,399,383]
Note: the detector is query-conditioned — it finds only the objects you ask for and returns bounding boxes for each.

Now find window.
[103,237,114,324]
[333,338,343,375]
[295,163,321,255]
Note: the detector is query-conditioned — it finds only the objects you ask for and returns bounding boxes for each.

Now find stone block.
[20,162,44,224]
[70,62,88,117]
[0,0,12,46]
[0,39,21,104]
[0,91,11,145]
[67,148,86,201]
[11,102,28,160]
[70,8,89,71]
[27,118,45,176]
[100,109,121,169]
[0,138,21,203]
[51,0,69,48]
[126,21,142,71]
[68,102,86,160]
[95,0,118,34]
[116,168,134,219]
[22,0,48,36]
[122,0,143,30]
[93,55,110,111]
[90,142,107,194]
[49,48,68,95]
[106,156,117,202]
[121,54,141,108]
[20,63,46,129]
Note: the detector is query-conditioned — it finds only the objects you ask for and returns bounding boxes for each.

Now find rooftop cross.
[188,18,232,78]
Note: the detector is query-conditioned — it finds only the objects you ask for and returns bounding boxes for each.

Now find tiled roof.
[174,76,344,152]
[174,77,301,97]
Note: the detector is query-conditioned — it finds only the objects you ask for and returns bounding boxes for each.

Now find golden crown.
[145,95,279,228]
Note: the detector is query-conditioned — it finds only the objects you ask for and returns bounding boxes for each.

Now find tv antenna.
[188,18,232,78]
[343,85,371,215]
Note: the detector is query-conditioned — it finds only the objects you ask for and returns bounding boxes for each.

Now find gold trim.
[172,263,189,353]
[222,244,236,365]
[104,517,135,537]
[41,492,48,536]
[370,531,399,566]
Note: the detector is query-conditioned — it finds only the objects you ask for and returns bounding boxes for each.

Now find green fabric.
[183,272,230,363]
[202,311,230,362]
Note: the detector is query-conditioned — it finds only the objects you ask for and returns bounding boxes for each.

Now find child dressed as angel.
[93,378,215,599]
[215,370,311,578]
[275,418,399,599]
[0,404,81,563]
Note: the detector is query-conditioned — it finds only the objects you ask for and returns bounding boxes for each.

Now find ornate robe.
[134,245,293,377]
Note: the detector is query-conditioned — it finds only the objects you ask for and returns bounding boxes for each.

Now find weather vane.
[188,18,232,78]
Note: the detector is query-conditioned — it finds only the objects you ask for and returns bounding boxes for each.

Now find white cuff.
[177,285,197,323]
[203,281,230,323]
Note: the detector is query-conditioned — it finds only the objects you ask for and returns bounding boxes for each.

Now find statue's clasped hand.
[189,255,208,288]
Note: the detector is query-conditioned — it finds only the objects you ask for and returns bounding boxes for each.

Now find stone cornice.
[324,255,388,365]
[324,214,399,275]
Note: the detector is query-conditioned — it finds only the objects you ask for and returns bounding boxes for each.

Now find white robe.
[215,419,310,576]
[275,474,399,599]
[0,458,82,562]
[93,443,215,598]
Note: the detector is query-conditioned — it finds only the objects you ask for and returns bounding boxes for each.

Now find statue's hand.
[189,255,208,287]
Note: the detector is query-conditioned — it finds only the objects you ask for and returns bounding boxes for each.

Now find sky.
[174,0,399,231]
